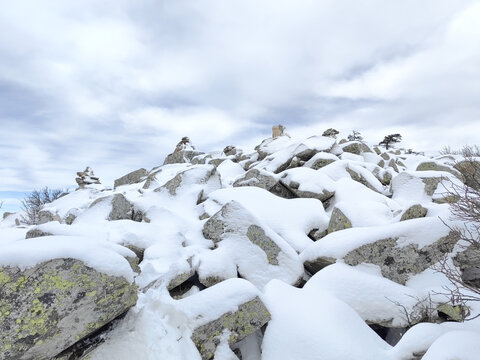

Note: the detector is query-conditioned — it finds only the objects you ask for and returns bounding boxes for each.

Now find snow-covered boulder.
[114,168,148,189]
[180,279,270,360]
[38,209,62,224]
[202,201,303,288]
[327,206,352,233]
[163,137,204,165]
[88,194,141,221]
[154,165,219,200]
[303,152,338,169]
[0,237,137,360]
[279,167,335,202]
[301,217,460,284]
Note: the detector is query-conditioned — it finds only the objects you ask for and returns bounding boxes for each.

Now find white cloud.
[0,0,479,191]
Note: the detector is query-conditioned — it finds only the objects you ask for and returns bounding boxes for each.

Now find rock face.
[191,296,270,360]
[75,167,101,189]
[343,232,459,284]
[164,137,204,165]
[114,168,148,189]
[0,258,137,360]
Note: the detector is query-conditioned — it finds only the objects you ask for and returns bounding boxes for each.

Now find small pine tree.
[347,130,363,142]
[379,134,402,150]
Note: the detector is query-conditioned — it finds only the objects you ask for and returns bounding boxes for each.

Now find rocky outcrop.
[343,232,459,284]
[75,167,101,189]
[0,259,137,360]
[114,168,148,189]
[164,137,204,165]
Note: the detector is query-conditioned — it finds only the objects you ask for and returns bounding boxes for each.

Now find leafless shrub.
[435,145,480,313]
[20,187,68,225]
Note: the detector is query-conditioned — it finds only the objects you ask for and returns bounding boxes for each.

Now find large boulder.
[400,204,428,221]
[0,258,137,360]
[340,141,372,155]
[343,232,459,284]
[180,279,270,360]
[38,210,62,225]
[416,161,461,178]
[114,168,148,188]
[454,159,480,189]
[202,201,303,288]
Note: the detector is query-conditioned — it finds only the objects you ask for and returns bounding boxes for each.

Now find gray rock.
[90,194,140,221]
[38,210,62,225]
[25,229,53,239]
[416,162,461,178]
[388,159,399,173]
[191,296,270,360]
[307,157,336,170]
[381,153,390,160]
[341,142,372,155]
[328,207,352,233]
[343,232,459,284]
[280,178,334,203]
[346,167,382,193]
[0,258,137,360]
[223,145,237,156]
[400,205,428,221]
[2,212,12,220]
[453,246,480,288]
[114,168,148,189]
[203,203,282,266]
[454,160,480,189]
[304,256,336,274]
[373,147,381,155]
[65,214,76,225]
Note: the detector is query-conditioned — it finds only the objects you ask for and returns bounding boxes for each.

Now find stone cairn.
[76,166,101,189]
[174,136,195,152]
[272,125,286,138]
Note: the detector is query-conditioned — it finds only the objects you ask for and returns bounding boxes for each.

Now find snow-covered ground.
[1,133,479,360]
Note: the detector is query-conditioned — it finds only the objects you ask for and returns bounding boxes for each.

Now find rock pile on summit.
[1,130,480,360]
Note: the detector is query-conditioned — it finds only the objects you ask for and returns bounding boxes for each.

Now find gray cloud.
[0,0,479,194]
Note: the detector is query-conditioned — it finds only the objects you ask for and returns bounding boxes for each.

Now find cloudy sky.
[1,0,480,212]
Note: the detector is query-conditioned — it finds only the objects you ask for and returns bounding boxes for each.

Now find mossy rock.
[328,207,352,234]
[344,232,459,284]
[0,259,137,360]
[191,296,270,360]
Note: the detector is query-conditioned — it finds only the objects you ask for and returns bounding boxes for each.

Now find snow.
[421,330,480,360]
[304,263,420,327]
[0,235,135,282]
[261,279,391,360]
